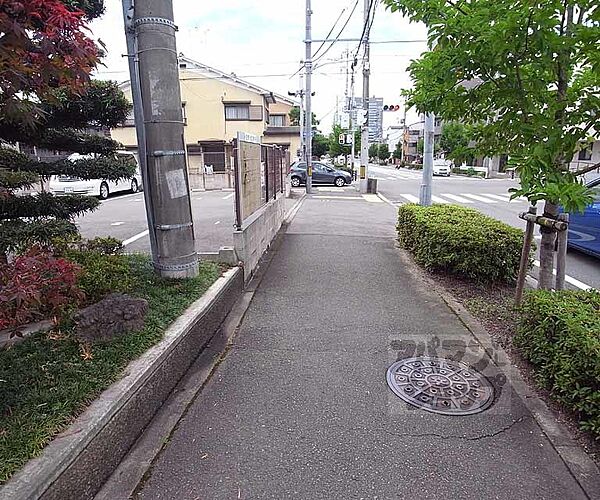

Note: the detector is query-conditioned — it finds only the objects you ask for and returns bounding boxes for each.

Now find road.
[76,190,236,254]
[369,164,600,290]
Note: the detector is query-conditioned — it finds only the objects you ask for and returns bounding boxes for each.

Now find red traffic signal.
[383,104,400,111]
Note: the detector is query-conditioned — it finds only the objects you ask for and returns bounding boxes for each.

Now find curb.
[1,268,244,500]
[396,250,600,499]
[96,198,299,499]
[284,192,307,223]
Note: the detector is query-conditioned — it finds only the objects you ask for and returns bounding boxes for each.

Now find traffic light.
[383,105,401,111]
[338,133,345,145]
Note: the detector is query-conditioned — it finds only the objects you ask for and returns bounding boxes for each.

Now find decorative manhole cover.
[386,357,494,415]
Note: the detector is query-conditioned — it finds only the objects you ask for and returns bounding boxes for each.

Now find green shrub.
[397,204,525,282]
[83,236,123,255]
[65,250,133,303]
[515,290,600,438]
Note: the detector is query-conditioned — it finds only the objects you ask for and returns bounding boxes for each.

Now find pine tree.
[0,1,134,257]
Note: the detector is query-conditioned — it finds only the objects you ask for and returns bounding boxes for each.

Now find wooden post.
[515,206,537,306]
[555,213,569,290]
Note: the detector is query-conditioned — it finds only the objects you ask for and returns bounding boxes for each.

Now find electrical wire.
[351,0,376,69]
[312,0,356,60]
[313,0,360,64]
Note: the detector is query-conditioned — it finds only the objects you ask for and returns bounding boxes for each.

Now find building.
[111,56,300,189]
[348,96,384,143]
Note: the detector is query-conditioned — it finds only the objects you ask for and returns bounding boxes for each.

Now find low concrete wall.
[189,171,233,191]
[1,268,243,500]
[234,195,286,281]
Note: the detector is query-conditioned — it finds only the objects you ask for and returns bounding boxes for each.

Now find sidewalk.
[130,190,593,499]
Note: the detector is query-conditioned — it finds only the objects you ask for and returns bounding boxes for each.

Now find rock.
[74,293,148,343]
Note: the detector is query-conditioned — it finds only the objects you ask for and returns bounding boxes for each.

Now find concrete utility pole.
[133,0,198,278]
[359,0,371,193]
[121,0,158,261]
[304,0,313,194]
[419,112,434,205]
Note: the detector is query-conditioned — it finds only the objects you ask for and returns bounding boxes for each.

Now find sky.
[90,0,429,135]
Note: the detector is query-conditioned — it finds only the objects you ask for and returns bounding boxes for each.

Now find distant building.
[348,96,384,143]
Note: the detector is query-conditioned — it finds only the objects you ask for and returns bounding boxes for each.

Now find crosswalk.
[392,192,527,206]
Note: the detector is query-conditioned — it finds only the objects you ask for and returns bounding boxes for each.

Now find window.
[578,146,593,161]
[270,114,286,127]
[225,104,250,120]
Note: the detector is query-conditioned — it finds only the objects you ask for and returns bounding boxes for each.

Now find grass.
[0,254,221,484]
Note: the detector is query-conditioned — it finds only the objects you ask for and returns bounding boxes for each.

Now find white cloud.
[90,0,427,134]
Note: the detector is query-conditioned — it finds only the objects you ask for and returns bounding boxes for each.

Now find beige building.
[111,56,300,188]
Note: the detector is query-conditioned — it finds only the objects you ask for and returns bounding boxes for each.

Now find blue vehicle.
[564,178,600,258]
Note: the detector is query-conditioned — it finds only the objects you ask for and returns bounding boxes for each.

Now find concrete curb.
[1,267,244,500]
[95,199,299,499]
[284,192,307,223]
[396,250,600,499]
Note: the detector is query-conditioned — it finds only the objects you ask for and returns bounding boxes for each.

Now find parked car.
[433,159,452,177]
[562,178,600,258]
[49,151,142,200]
[289,161,352,187]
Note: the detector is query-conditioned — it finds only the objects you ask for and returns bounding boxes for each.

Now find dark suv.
[290,162,352,187]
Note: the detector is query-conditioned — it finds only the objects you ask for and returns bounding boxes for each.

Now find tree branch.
[572,161,600,177]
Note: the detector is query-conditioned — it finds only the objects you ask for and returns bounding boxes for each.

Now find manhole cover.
[386,357,494,415]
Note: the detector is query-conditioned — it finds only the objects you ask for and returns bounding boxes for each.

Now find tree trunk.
[538,200,559,289]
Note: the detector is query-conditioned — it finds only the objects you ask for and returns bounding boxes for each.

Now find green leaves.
[384,0,600,210]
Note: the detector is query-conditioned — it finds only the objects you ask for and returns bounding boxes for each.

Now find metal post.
[304,0,313,194]
[555,213,569,290]
[515,206,537,305]
[419,112,434,205]
[359,0,371,194]
[299,76,305,162]
[134,0,198,278]
[350,68,356,181]
[121,0,159,263]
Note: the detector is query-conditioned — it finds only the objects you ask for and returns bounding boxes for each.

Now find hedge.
[515,290,600,438]
[397,204,525,282]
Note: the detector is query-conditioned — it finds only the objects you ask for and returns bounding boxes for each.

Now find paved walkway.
[134,190,591,499]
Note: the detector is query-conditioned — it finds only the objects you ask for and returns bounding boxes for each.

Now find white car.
[433,159,452,177]
[49,151,142,199]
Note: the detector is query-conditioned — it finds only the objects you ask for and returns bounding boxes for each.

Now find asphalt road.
[76,190,236,254]
[370,164,600,290]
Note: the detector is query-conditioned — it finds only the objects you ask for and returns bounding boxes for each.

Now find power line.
[313,0,360,64]
[351,0,376,67]
[312,0,355,60]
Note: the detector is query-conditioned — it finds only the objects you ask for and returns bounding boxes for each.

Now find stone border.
[396,250,600,499]
[1,267,243,500]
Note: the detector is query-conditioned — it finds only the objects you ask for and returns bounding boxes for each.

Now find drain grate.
[386,357,494,415]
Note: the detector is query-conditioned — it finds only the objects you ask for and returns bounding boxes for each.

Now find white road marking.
[431,195,450,204]
[122,229,149,246]
[110,222,125,226]
[362,194,383,203]
[222,193,234,200]
[399,193,420,203]
[134,198,143,202]
[313,195,363,200]
[195,197,203,200]
[386,177,397,181]
[214,220,221,225]
[461,193,498,203]
[532,260,592,291]
[481,193,516,202]
[440,193,474,203]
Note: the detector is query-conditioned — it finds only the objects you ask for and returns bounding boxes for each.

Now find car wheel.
[334,177,345,187]
[291,176,301,187]
[99,182,109,200]
[130,178,139,193]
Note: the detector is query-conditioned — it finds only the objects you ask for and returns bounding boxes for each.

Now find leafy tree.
[289,106,319,127]
[378,143,391,161]
[384,0,600,288]
[440,122,471,166]
[312,133,329,157]
[392,141,403,160]
[369,143,379,158]
[328,124,350,157]
[0,1,134,258]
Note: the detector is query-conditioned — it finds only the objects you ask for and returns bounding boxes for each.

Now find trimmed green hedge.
[515,290,600,438]
[397,204,524,282]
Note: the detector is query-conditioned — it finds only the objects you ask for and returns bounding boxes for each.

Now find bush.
[0,247,83,331]
[515,290,600,438]
[65,250,133,303]
[397,204,525,282]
